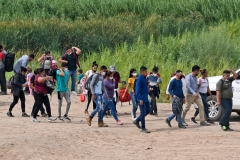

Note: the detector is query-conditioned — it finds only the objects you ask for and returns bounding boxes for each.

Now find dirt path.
[0,93,240,160]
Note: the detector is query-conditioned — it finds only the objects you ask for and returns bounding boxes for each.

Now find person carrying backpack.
[7,66,30,117]
[59,46,81,95]
[86,65,109,127]
[38,50,54,76]
[0,44,8,95]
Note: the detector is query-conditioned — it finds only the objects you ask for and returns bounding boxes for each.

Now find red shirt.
[34,75,48,94]
[0,52,4,60]
[113,72,120,89]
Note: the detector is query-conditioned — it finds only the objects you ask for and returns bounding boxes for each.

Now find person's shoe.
[227,126,233,131]
[131,112,135,121]
[182,121,188,126]
[41,112,47,117]
[63,114,71,121]
[71,91,77,95]
[207,119,214,124]
[149,113,155,115]
[133,120,141,129]
[190,117,197,124]
[140,129,150,133]
[32,118,40,122]
[116,120,123,125]
[0,92,7,95]
[220,125,227,131]
[98,121,108,127]
[58,116,64,121]
[86,116,93,126]
[22,113,30,117]
[48,117,57,122]
[178,125,186,129]
[165,118,171,127]
[200,121,210,126]
[7,112,14,117]
[154,113,158,116]
[84,110,89,116]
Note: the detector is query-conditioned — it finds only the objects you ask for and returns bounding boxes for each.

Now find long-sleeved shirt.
[168,78,185,98]
[90,74,108,96]
[185,73,198,95]
[103,79,115,98]
[166,76,187,94]
[135,74,149,102]
[13,55,29,72]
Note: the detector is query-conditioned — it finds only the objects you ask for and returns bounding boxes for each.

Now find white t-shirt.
[198,78,209,94]
[85,70,94,78]
[166,76,187,94]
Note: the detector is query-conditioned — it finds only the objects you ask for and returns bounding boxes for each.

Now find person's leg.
[219,99,232,127]
[149,92,155,114]
[33,93,43,118]
[64,91,71,115]
[105,97,119,121]
[99,98,109,121]
[86,91,92,110]
[139,102,147,130]
[93,99,96,110]
[9,95,19,112]
[130,92,137,119]
[200,93,209,119]
[182,93,195,122]
[0,68,7,93]
[90,94,102,118]
[194,95,205,123]
[43,95,52,117]
[19,91,26,113]
[58,91,64,117]
[194,108,199,117]
[71,70,76,92]
[177,110,183,126]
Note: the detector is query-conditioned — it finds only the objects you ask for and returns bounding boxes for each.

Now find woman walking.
[123,68,138,120]
[32,68,56,122]
[7,66,30,117]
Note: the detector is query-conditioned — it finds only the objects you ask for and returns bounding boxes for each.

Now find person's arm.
[58,69,64,77]
[104,79,115,90]
[168,80,175,98]
[136,77,143,105]
[22,57,28,68]
[216,80,222,106]
[230,70,238,79]
[90,74,98,95]
[13,74,24,87]
[166,78,173,100]
[38,55,44,62]
[102,80,109,99]
[38,76,51,83]
[186,75,197,95]
[72,46,81,55]
[216,90,221,106]
[59,55,68,63]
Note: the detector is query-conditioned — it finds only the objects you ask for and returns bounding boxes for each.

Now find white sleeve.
[166,77,174,94]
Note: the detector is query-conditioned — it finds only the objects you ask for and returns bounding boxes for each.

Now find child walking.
[27,67,34,95]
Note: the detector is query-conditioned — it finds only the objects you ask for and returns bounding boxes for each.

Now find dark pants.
[33,91,52,118]
[149,91,157,114]
[135,101,151,130]
[0,68,6,92]
[9,90,25,112]
[31,91,46,114]
[194,108,199,117]
[86,91,96,110]
[199,93,209,119]
[113,90,118,111]
[219,98,232,127]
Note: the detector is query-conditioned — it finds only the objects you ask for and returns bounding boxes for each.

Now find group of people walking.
[0,44,238,133]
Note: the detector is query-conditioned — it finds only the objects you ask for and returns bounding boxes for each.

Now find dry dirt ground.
[0,92,240,160]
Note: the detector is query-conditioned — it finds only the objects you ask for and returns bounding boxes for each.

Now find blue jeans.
[167,98,183,126]
[90,94,103,122]
[100,97,119,121]
[219,98,232,127]
[199,93,209,119]
[68,70,77,92]
[135,101,151,130]
[130,91,138,118]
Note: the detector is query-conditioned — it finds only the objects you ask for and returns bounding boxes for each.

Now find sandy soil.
[0,92,240,160]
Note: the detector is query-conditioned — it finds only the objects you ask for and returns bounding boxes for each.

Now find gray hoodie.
[90,74,108,96]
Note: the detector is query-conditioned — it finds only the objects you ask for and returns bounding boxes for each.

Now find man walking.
[59,46,81,94]
[133,66,151,133]
[216,70,238,131]
[182,65,209,126]
[13,54,35,73]
[0,45,7,95]
[56,63,71,121]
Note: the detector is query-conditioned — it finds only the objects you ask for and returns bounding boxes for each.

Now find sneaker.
[190,117,198,124]
[133,120,141,129]
[165,118,171,127]
[7,112,14,117]
[41,112,47,117]
[200,121,210,126]
[71,91,77,95]
[227,126,233,131]
[141,129,150,133]
[116,120,123,125]
[86,116,93,126]
[178,125,186,129]
[32,118,40,122]
[149,113,155,115]
[22,113,30,117]
[58,116,64,121]
[207,119,214,124]
[221,125,227,131]
[182,121,188,126]
[48,117,57,122]
[84,110,89,116]
[63,114,71,121]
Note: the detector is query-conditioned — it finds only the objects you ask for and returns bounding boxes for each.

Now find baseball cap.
[109,65,115,72]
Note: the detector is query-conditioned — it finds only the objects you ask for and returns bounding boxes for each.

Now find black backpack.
[4,53,15,72]
[84,74,99,91]
[6,76,14,89]
[44,80,55,95]
[49,69,57,81]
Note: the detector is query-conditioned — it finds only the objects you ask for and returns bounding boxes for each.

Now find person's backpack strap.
[72,52,80,68]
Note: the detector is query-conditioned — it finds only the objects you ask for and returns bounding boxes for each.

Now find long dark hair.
[129,68,136,78]
[92,61,98,68]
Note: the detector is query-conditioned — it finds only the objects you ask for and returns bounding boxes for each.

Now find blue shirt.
[135,74,149,102]
[13,55,29,72]
[185,73,198,95]
[168,78,185,98]
[56,70,69,92]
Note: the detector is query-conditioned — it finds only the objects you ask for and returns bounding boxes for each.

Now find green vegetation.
[2,0,240,101]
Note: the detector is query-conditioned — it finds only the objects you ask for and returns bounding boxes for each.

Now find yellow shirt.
[128,77,137,93]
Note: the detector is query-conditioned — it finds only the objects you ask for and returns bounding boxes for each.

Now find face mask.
[64,68,68,71]
[101,72,106,76]
[132,73,137,77]
[153,74,157,76]
[109,77,113,80]
[225,79,229,82]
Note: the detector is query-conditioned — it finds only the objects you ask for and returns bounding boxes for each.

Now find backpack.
[63,52,80,68]
[6,76,14,89]
[44,80,55,95]
[49,69,57,81]
[119,88,131,102]
[43,56,53,69]
[4,53,15,72]
[84,74,99,91]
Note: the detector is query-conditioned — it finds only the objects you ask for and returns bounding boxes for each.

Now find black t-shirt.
[61,52,77,71]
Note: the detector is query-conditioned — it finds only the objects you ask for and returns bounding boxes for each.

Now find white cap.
[109,65,115,72]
